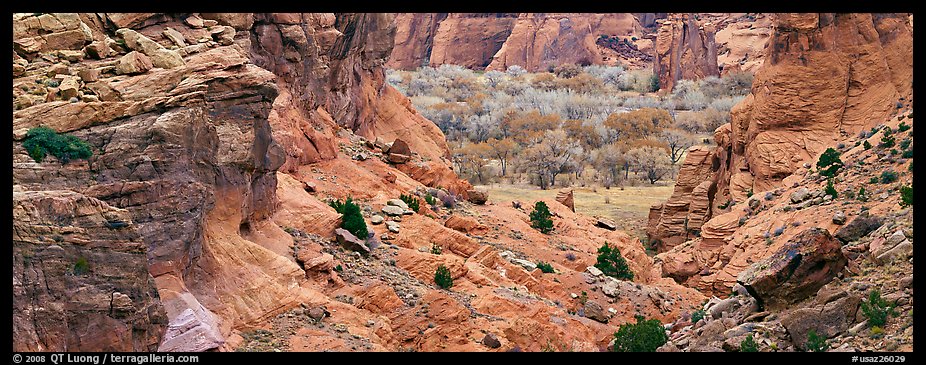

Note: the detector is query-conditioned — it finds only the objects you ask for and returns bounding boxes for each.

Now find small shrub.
[791,221,802,227]
[594,242,634,280]
[805,329,828,352]
[334,264,343,272]
[764,191,774,201]
[773,226,785,236]
[400,193,420,212]
[746,189,753,198]
[430,244,443,255]
[73,257,89,275]
[536,261,555,273]
[440,193,456,209]
[880,171,898,184]
[899,185,913,207]
[857,186,868,201]
[863,140,872,150]
[870,177,880,184]
[825,178,839,199]
[861,289,897,327]
[740,334,759,352]
[897,121,910,132]
[690,309,705,324]
[611,315,668,352]
[880,128,895,148]
[530,201,554,234]
[22,126,93,164]
[902,148,913,159]
[565,252,576,261]
[899,139,911,150]
[718,200,732,209]
[434,264,453,289]
[816,148,843,177]
[890,149,899,156]
[424,194,437,206]
[869,326,884,338]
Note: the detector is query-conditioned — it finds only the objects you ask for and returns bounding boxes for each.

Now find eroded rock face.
[646,146,717,252]
[654,13,720,91]
[737,228,847,310]
[13,191,167,351]
[487,13,643,72]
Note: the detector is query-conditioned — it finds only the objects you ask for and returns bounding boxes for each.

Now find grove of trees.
[387,64,753,189]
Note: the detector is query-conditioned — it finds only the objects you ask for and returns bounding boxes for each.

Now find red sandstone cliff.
[653,13,720,91]
[648,13,913,282]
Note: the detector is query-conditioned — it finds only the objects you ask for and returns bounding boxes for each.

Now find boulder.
[874,241,912,264]
[184,14,205,28]
[157,307,224,352]
[586,266,603,277]
[737,228,847,310]
[482,333,502,349]
[834,212,883,243]
[386,138,412,156]
[790,187,811,203]
[84,40,114,59]
[584,301,609,323]
[595,217,617,231]
[115,51,153,75]
[466,189,488,205]
[510,259,536,271]
[335,228,370,255]
[116,28,185,69]
[78,68,100,83]
[781,294,860,351]
[370,215,384,225]
[386,198,409,210]
[832,211,847,225]
[381,205,405,216]
[57,76,80,100]
[211,26,236,46]
[386,221,401,234]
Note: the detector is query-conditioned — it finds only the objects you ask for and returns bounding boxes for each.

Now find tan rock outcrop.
[653,13,720,91]
[647,146,717,252]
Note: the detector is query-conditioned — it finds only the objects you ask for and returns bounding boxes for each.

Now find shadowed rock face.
[13,191,167,351]
[737,228,847,311]
[653,13,720,91]
[649,13,912,249]
[387,13,516,70]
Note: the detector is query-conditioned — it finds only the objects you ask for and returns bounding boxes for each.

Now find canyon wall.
[653,13,720,91]
[389,13,650,72]
[648,12,913,258]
